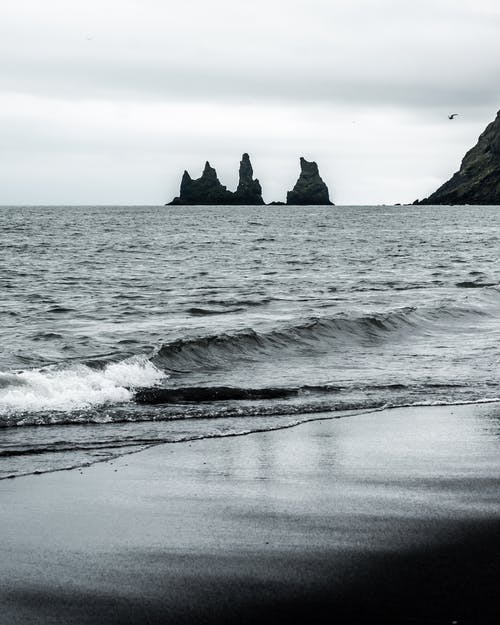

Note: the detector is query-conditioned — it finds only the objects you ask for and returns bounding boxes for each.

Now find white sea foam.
[0,358,165,414]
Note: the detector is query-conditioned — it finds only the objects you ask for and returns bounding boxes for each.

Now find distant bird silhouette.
[448,113,459,120]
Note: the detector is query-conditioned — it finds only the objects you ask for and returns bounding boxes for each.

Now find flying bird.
[448,113,459,120]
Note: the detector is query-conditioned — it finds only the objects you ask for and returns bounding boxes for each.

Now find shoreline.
[4,397,500,482]
[2,403,500,624]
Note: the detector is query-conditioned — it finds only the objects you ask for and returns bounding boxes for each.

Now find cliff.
[168,154,264,205]
[418,110,500,205]
[286,158,333,205]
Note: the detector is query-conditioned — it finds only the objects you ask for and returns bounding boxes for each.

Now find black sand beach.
[2,0,500,620]
[2,403,500,624]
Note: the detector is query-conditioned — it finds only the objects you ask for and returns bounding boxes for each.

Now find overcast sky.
[1,0,499,205]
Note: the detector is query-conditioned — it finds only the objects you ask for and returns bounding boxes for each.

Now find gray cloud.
[2,57,499,112]
[2,0,499,108]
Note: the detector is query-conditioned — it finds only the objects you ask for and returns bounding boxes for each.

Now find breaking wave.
[0,358,164,415]
[0,301,496,423]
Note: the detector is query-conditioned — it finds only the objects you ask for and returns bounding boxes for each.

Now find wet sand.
[1,403,500,624]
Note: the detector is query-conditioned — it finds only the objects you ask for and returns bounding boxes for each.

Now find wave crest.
[0,358,165,415]
[152,304,488,373]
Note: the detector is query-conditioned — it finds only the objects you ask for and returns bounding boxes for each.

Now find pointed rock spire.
[202,161,217,180]
[234,153,264,204]
[179,170,192,196]
[286,157,333,205]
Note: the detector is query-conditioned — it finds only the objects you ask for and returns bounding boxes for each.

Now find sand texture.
[2,403,500,624]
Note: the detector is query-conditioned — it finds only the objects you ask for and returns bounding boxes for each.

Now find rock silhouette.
[169,162,234,205]
[418,110,500,205]
[234,153,265,205]
[168,154,264,205]
[286,158,333,205]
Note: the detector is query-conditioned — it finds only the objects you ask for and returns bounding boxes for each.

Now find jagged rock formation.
[418,110,500,205]
[169,162,234,205]
[286,158,333,205]
[168,154,264,205]
[233,153,264,205]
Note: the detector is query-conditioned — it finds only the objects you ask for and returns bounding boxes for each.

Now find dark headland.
[168,154,334,205]
[417,109,500,205]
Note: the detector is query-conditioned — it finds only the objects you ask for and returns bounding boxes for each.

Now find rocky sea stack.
[286,157,333,205]
[169,154,264,205]
[170,162,233,205]
[418,110,500,205]
[234,153,264,205]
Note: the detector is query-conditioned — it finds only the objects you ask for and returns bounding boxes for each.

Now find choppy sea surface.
[1,204,500,478]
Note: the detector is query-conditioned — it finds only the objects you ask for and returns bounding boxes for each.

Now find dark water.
[1,204,500,478]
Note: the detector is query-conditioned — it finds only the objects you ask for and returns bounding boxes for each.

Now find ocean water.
[1,204,500,479]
